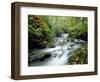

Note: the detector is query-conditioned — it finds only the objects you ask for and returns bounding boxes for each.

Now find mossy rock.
[38,53,51,61]
[68,43,88,64]
[29,50,51,62]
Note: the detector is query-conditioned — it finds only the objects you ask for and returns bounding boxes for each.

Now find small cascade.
[35,33,85,66]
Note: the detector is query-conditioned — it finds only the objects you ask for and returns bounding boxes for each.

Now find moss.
[68,43,88,64]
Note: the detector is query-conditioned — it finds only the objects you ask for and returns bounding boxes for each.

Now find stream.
[29,33,85,66]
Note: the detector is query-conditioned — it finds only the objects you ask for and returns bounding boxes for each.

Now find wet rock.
[54,54,57,57]
[69,43,75,47]
[74,39,85,44]
[28,55,38,63]
[38,53,51,61]
[58,54,63,58]
[67,47,71,50]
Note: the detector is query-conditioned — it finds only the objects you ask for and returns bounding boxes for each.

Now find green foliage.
[68,43,88,64]
[28,15,55,49]
[67,17,88,40]
[44,16,88,40]
[28,15,88,49]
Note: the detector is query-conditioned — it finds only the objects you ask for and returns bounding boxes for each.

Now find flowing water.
[29,33,85,66]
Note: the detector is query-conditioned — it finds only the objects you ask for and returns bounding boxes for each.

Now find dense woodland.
[28,15,88,65]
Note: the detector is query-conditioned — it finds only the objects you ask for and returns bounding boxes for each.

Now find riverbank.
[28,33,86,66]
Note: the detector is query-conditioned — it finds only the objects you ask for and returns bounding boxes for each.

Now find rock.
[48,44,55,48]
[54,54,57,57]
[76,32,87,41]
[28,55,38,63]
[74,39,85,44]
[75,41,80,44]
[67,47,71,50]
[69,42,75,47]
[59,54,63,58]
[38,53,51,61]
